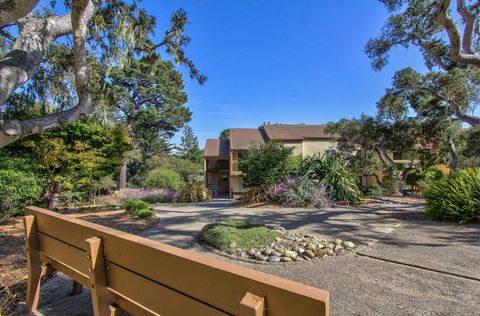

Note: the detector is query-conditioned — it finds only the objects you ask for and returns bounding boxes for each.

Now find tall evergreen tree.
[177,125,203,163]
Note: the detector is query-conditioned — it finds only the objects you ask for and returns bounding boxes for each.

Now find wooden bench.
[23,206,330,315]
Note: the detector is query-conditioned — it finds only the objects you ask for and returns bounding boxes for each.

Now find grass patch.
[200,219,281,252]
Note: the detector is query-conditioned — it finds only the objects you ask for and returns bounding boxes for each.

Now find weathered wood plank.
[26,206,330,316]
[23,215,42,312]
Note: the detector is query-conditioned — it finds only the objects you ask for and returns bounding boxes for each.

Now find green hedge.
[425,168,480,223]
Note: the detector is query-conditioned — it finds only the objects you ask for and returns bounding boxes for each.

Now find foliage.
[0,169,42,215]
[200,220,281,252]
[382,166,402,195]
[219,129,230,139]
[273,176,329,208]
[241,187,272,204]
[425,168,480,223]
[142,168,184,190]
[405,167,445,192]
[457,127,480,169]
[130,155,203,186]
[365,185,385,197]
[238,142,294,190]
[123,198,155,218]
[177,125,203,163]
[16,119,131,207]
[176,182,212,203]
[301,155,363,204]
[96,188,178,205]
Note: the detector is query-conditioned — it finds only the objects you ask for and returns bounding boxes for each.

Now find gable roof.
[204,139,230,158]
[261,124,333,140]
[229,128,266,150]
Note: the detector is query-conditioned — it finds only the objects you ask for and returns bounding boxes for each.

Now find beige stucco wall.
[281,141,303,156]
[302,139,336,157]
[230,176,243,199]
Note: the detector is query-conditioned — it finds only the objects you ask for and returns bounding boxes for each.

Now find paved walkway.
[31,199,480,315]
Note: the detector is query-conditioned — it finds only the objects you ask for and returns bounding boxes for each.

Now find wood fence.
[23,206,330,316]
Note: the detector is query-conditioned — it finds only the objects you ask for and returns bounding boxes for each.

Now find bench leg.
[240,292,265,316]
[23,215,42,313]
[86,237,111,316]
[72,280,84,295]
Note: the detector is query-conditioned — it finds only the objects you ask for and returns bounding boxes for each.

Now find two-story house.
[204,124,336,199]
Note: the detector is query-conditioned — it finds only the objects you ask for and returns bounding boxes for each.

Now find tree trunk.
[448,136,458,170]
[118,161,127,190]
[47,182,63,209]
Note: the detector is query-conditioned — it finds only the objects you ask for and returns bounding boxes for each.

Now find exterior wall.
[281,141,303,156]
[302,139,336,157]
[230,176,243,199]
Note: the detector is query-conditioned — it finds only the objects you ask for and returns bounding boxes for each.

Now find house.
[204,124,336,199]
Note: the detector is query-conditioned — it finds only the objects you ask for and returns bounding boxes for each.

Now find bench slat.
[26,206,329,316]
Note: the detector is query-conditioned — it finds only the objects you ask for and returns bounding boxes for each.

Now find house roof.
[229,128,266,150]
[204,139,230,158]
[261,124,333,140]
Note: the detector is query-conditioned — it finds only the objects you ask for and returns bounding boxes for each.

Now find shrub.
[365,185,384,197]
[176,182,212,203]
[273,176,329,208]
[405,167,444,193]
[135,208,156,218]
[301,155,363,204]
[238,142,294,190]
[123,199,155,218]
[0,169,42,216]
[142,168,184,190]
[425,168,480,223]
[241,187,272,204]
[381,166,402,195]
[200,220,281,252]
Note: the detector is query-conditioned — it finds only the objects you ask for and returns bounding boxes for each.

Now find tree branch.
[0,0,103,147]
[437,0,480,68]
[0,0,39,27]
[456,0,476,55]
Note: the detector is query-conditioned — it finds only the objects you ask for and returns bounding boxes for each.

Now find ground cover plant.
[200,220,281,252]
[425,168,480,223]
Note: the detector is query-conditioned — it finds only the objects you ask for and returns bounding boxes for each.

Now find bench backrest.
[24,206,329,316]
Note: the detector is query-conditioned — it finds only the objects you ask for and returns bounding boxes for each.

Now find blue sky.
[38,0,429,147]
[144,0,428,147]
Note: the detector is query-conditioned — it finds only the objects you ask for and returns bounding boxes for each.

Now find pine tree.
[178,125,203,163]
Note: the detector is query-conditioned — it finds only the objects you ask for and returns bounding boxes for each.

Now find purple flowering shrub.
[272,176,329,208]
[97,188,178,205]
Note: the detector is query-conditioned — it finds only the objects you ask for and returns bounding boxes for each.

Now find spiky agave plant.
[301,154,363,205]
[425,168,480,223]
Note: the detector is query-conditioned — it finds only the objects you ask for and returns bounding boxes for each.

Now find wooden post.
[240,292,265,316]
[86,237,110,316]
[23,215,43,312]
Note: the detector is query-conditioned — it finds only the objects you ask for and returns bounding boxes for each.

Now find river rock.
[334,239,342,245]
[281,256,293,262]
[306,243,317,251]
[334,245,344,253]
[326,249,335,256]
[315,249,326,257]
[343,241,355,249]
[303,250,315,258]
[271,250,282,257]
[284,250,297,258]
[254,253,268,261]
[268,255,281,262]
[263,248,273,256]
[247,249,256,256]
